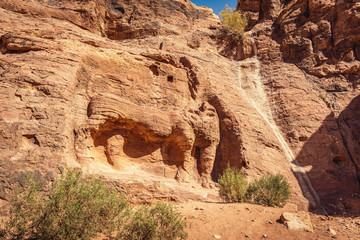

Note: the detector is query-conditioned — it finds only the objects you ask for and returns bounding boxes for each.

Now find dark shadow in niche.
[161,141,184,169]
[167,75,174,82]
[149,64,160,76]
[194,146,201,175]
[293,95,360,216]
[23,134,40,146]
[208,95,246,182]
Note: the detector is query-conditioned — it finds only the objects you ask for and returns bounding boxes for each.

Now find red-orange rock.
[237,0,360,214]
[0,0,359,216]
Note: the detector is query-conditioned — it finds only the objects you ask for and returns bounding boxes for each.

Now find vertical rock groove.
[237,57,321,209]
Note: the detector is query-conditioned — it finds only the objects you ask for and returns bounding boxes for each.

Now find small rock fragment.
[213,235,221,239]
[320,216,327,221]
[328,227,337,236]
[280,211,314,232]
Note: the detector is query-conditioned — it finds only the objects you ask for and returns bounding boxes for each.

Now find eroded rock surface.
[0,0,359,215]
[236,0,360,214]
[1,0,292,205]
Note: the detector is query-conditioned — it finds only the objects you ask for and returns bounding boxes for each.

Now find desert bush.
[218,166,248,202]
[1,169,188,240]
[3,173,44,239]
[219,5,248,41]
[218,166,291,207]
[2,169,129,240]
[121,205,157,240]
[247,174,291,207]
[122,202,188,240]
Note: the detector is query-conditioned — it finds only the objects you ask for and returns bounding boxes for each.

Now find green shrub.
[218,166,248,202]
[219,5,248,41]
[247,174,291,207]
[4,173,44,239]
[218,166,291,207]
[1,169,188,240]
[122,205,157,240]
[2,169,129,240]
[122,203,188,240]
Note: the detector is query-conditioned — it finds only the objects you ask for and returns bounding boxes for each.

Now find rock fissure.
[127,7,136,24]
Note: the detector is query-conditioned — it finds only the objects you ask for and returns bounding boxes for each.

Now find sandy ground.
[177,201,360,240]
[2,198,359,240]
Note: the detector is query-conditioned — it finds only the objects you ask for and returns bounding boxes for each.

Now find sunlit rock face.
[0,0,359,214]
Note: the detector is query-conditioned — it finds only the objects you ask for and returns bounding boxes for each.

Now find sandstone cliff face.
[0,0,359,214]
[236,0,360,214]
[0,0,296,205]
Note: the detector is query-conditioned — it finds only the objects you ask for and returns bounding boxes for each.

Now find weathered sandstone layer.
[0,0,359,214]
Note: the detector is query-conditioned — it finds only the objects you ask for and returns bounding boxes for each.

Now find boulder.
[280,211,314,232]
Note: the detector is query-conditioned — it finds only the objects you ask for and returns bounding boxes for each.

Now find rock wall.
[236,0,360,214]
[0,0,359,214]
[1,0,297,206]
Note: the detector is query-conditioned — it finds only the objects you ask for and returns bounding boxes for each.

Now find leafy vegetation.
[122,203,188,240]
[1,169,187,240]
[218,166,248,202]
[247,174,291,207]
[219,5,248,41]
[218,166,291,207]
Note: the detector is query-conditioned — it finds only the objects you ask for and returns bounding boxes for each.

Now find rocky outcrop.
[0,0,306,206]
[236,0,360,214]
[0,0,359,215]
[0,0,218,40]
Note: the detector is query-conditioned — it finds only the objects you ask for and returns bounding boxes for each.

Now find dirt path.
[178,201,360,240]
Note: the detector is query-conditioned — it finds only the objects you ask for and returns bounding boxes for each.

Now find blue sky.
[191,0,238,15]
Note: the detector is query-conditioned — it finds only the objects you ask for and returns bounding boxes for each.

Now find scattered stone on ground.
[280,211,314,232]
